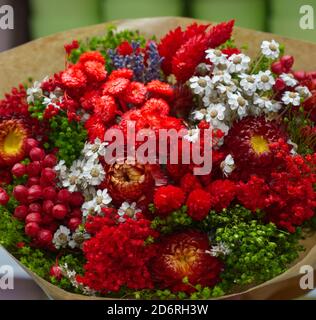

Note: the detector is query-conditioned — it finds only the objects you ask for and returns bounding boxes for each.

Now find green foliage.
[205,205,304,292]
[47,114,87,166]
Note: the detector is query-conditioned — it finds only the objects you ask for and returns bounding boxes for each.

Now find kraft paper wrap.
[1,17,316,300]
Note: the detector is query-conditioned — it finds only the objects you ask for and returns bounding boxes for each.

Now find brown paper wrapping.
[1,17,316,300]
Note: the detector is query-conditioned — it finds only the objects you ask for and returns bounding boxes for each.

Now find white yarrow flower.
[282,91,301,106]
[205,49,228,65]
[228,54,250,73]
[83,138,108,160]
[295,86,312,100]
[53,226,71,249]
[184,128,200,143]
[82,161,105,186]
[227,91,248,118]
[220,154,235,177]
[189,76,212,96]
[280,73,298,87]
[93,189,112,214]
[256,70,275,91]
[206,242,231,257]
[206,103,226,122]
[239,73,257,95]
[260,40,280,59]
[117,201,141,222]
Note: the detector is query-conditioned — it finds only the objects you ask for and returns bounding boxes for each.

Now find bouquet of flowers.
[1,18,316,300]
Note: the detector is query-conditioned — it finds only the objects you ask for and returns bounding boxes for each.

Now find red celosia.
[221,47,241,56]
[154,185,185,216]
[186,189,212,221]
[102,77,130,96]
[207,20,235,48]
[180,173,202,194]
[77,215,158,293]
[207,179,236,212]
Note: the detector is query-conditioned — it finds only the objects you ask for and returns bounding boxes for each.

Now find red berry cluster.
[12,138,84,248]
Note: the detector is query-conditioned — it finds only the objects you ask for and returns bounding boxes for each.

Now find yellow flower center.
[250,135,269,155]
[3,129,24,155]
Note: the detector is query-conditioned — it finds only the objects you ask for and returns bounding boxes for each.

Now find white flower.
[68,230,90,249]
[215,82,237,95]
[261,40,280,59]
[295,86,312,100]
[42,92,61,110]
[220,154,235,177]
[206,103,226,123]
[55,160,68,180]
[83,138,108,160]
[239,73,257,95]
[81,199,96,217]
[287,139,298,155]
[82,161,105,186]
[227,91,249,118]
[253,95,272,109]
[70,159,85,173]
[228,54,250,73]
[184,128,200,143]
[205,49,228,65]
[256,70,275,91]
[192,108,208,120]
[282,91,301,106]
[206,242,231,257]
[27,80,43,104]
[189,76,212,96]
[93,189,112,214]
[82,186,97,202]
[62,170,82,192]
[53,226,71,249]
[211,71,232,85]
[280,73,298,87]
[117,202,141,222]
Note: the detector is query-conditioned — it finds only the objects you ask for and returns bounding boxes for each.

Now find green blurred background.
[28,0,316,42]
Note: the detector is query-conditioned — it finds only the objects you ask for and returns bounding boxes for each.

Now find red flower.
[150,230,223,293]
[147,80,174,98]
[207,20,235,48]
[84,114,106,142]
[61,66,87,89]
[221,47,241,57]
[123,82,147,105]
[64,40,79,55]
[117,41,134,56]
[109,68,134,80]
[78,51,105,65]
[81,60,107,82]
[79,89,101,111]
[207,180,236,212]
[186,189,212,221]
[141,98,170,116]
[180,173,202,194]
[94,95,118,124]
[102,77,130,96]
[154,185,185,216]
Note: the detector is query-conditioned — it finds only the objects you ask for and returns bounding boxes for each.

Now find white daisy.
[189,76,212,96]
[83,138,108,160]
[220,154,235,177]
[192,108,208,121]
[206,103,226,122]
[205,49,228,65]
[62,169,82,192]
[26,77,48,104]
[81,199,96,217]
[54,160,68,180]
[239,73,257,95]
[280,73,298,87]
[93,189,112,214]
[227,91,249,118]
[260,40,280,59]
[117,201,141,222]
[295,86,312,100]
[228,54,251,73]
[184,128,200,143]
[53,226,71,249]
[256,70,275,91]
[282,91,301,106]
[211,71,232,85]
[82,161,105,186]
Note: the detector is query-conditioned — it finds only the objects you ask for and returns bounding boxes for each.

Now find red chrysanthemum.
[79,89,101,111]
[141,98,170,116]
[207,179,236,212]
[123,82,147,105]
[146,80,174,99]
[102,77,130,96]
[78,51,105,64]
[84,114,106,142]
[94,95,118,124]
[186,189,212,221]
[154,185,185,216]
[180,173,202,194]
[109,68,134,80]
[61,66,87,89]
[81,60,107,82]
[150,230,223,293]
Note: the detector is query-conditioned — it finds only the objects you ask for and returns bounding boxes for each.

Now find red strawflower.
[102,77,130,96]
[180,173,202,194]
[77,215,158,293]
[61,66,87,89]
[84,114,106,142]
[109,68,134,80]
[221,47,241,57]
[150,230,223,293]
[123,82,147,105]
[94,95,118,124]
[146,80,174,99]
[154,185,185,216]
[81,60,107,82]
[78,51,105,65]
[186,189,212,221]
[207,179,236,212]
[116,41,134,56]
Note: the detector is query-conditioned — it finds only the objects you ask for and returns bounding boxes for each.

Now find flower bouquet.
[1,17,316,300]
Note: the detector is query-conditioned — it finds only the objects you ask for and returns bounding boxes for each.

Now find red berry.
[11,163,26,177]
[41,214,54,225]
[27,185,43,202]
[29,147,45,161]
[280,55,294,70]
[293,70,306,81]
[27,176,40,187]
[57,189,71,203]
[13,185,28,203]
[37,229,53,246]
[42,200,54,215]
[70,208,82,218]
[14,205,28,220]
[25,138,39,153]
[45,221,59,233]
[50,265,62,280]
[41,167,56,183]
[306,71,316,79]
[68,217,81,231]
[27,161,42,177]
[52,204,68,219]
[69,192,84,207]
[42,154,57,168]
[42,186,57,200]
[26,212,42,224]
[271,61,284,75]
[28,202,42,213]
[274,78,286,91]
[0,187,9,205]
[25,222,40,237]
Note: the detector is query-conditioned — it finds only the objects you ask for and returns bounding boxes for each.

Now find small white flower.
[189,76,212,96]
[282,91,301,106]
[239,73,257,95]
[184,128,200,143]
[53,226,71,249]
[256,70,275,91]
[215,82,237,95]
[287,139,298,155]
[211,71,232,85]
[220,154,235,177]
[280,73,298,87]
[206,242,231,257]
[55,160,68,180]
[62,170,82,192]
[81,199,96,217]
[93,189,112,214]
[261,40,280,59]
[83,138,108,160]
[192,108,208,120]
[228,54,251,73]
[205,49,228,65]
[206,103,226,122]
[118,201,141,222]
[82,161,105,186]
[253,95,273,109]
[26,77,48,104]
[227,91,249,118]
[295,86,312,100]
[68,229,90,249]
